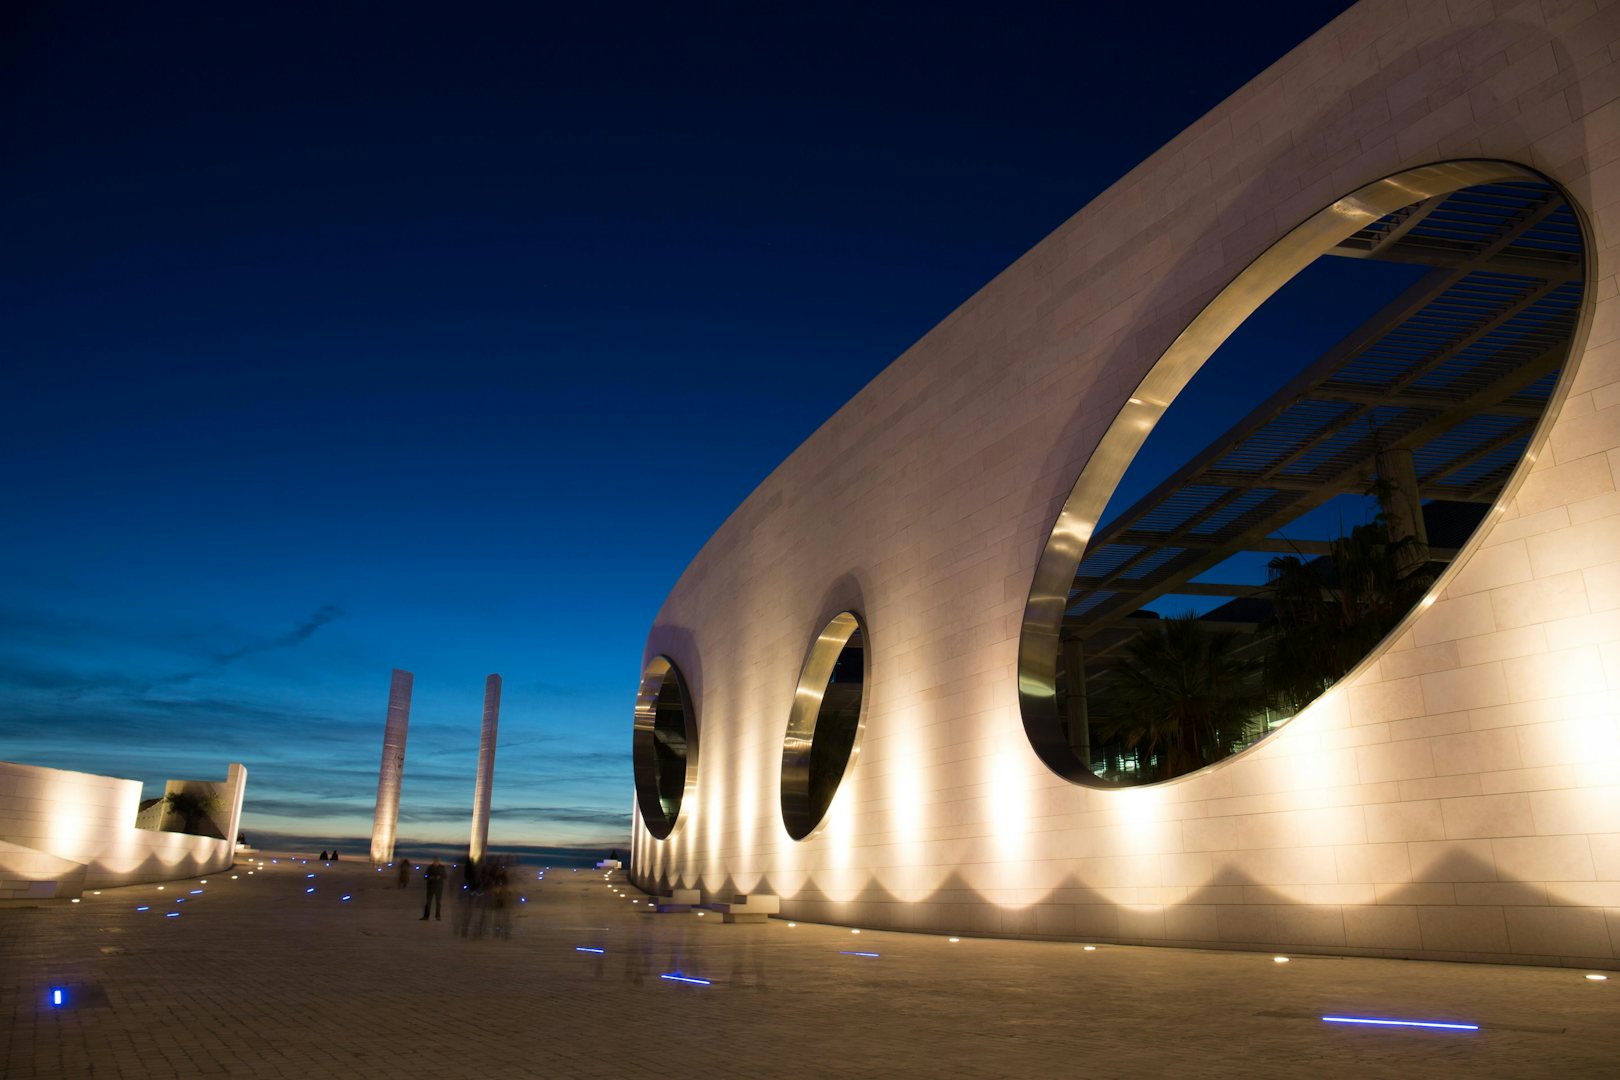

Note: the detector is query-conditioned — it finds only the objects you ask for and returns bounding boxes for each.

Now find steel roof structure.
[1064,181,1585,661]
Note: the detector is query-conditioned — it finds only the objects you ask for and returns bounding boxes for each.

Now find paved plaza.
[3,854,1617,1078]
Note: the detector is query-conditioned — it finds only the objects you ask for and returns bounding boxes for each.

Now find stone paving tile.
[3,854,1617,1078]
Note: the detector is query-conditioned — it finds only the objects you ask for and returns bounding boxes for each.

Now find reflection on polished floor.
[5,853,1616,1078]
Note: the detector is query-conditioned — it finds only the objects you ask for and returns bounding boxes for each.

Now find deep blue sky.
[1,1,1358,851]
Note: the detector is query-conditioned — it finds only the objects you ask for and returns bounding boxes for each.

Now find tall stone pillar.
[369,669,413,865]
[469,673,501,866]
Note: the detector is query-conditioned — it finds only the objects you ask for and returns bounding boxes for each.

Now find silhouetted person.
[422,857,446,921]
[330,849,340,861]
[319,850,329,860]
[457,859,482,937]
[396,857,411,888]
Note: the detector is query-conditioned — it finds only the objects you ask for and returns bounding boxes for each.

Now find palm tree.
[1263,517,1432,714]
[1095,614,1262,782]
[163,790,222,836]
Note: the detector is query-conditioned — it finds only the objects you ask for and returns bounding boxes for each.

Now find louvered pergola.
[1063,181,1585,676]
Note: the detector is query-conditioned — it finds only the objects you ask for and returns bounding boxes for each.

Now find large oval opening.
[1019,161,1589,787]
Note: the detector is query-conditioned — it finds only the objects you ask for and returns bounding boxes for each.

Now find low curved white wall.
[0,760,246,898]
[631,0,1620,968]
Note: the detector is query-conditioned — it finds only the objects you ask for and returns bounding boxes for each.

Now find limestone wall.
[630,0,1620,968]
[0,760,247,898]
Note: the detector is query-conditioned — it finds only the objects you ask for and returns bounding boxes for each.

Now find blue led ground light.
[576,947,605,954]
[51,989,64,1007]
[659,973,711,986]
[841,951,880,958]
[1322,1016,1478,1031]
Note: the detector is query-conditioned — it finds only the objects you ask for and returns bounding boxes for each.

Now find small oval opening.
[781,612,868,840]
[632,656,697,839]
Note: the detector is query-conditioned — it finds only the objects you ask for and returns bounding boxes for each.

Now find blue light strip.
[840,951,880,958]
[135,906,149,912]
[576,947,605,954]
[166,912,180,918]
[659,973,711,986]
[51,989,64,1007]
[1322,1016,1479,1031]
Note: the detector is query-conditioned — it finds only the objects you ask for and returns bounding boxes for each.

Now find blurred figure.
[421,857,445,921]
[457,858,482,937]
[330,849,340,861]
[396,856,411,888]
[319,850,329,860]
[488,857,512,940]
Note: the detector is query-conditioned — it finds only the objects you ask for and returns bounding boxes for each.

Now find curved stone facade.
[630,0,1620,967]
[1,760,246,899]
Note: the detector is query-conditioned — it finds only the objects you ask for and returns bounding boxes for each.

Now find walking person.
[396,856,411,889]
[421,857,446,921]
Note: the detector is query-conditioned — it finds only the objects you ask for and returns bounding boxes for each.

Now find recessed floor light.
[1274,956,1290,964]
[1322,1016,1477,1031]
[949,937,960,943]
[1586,974,1608,981]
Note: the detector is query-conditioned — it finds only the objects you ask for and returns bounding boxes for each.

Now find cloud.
[0,603,346,696]
[243,796,374,819]
[156,604,346,686]
[395,801,630,828]
[488,805,631,827]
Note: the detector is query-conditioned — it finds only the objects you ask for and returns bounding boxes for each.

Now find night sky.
[1,1,1359,852]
